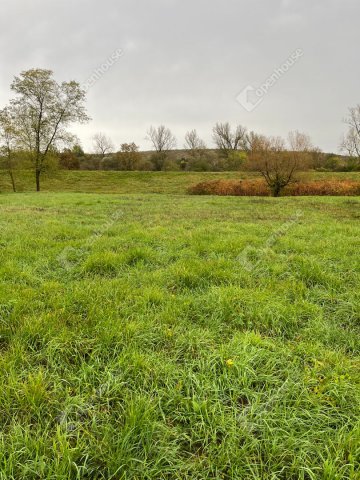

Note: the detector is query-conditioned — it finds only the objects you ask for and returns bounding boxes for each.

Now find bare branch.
[92,132,114,156]
[146,125,176,152]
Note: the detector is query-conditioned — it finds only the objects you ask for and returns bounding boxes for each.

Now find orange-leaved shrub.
[285,180,360,196]
[188,180,270,196]
[188,179,360,196]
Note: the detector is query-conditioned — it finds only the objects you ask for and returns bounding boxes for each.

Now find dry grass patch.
[189,179,360,196]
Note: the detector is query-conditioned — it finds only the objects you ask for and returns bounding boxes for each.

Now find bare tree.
[250,134,299,197]
[212,122,248,155]
[341,105,360,166]
[246,130,262,153]
[0,107,18,192]
[288,130,317,169]
[288,130,313,153]
[185,129,206,152]
[146,125,176,170]
[9,68,89,191]
[147,125,176,152]
[92,132,114,156]
[183,130,208,171]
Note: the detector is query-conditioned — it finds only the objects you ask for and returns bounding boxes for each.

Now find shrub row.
[188,179,360,196]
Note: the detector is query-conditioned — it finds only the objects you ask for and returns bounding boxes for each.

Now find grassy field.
[0,182,359,478]
[1,169,360,195]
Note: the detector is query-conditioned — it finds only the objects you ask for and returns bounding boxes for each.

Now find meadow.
[0,174,359,479]
[1,169,360,195]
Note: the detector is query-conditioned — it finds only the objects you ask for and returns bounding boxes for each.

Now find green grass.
[1,169,360,194]
[0,188,359,478]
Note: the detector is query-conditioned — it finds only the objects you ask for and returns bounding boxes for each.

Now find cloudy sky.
[0,0,358,153]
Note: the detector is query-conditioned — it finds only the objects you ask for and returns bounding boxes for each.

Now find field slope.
[1,170,360,194]
[0,191,359,479]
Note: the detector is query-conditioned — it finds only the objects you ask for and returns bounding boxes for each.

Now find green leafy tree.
[118,142,141,170]
[8,69,89,191]
[72,144,85,157]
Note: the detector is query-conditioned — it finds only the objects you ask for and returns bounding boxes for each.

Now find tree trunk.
[272,184,282,197]
[6,153,16,192]
[9,170,16,192]
[36,169,41,192]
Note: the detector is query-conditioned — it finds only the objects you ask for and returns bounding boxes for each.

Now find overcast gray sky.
[0,0,358,153]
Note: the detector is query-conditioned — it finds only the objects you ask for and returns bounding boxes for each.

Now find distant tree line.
[0,69,359,192]
[58,123,358,175]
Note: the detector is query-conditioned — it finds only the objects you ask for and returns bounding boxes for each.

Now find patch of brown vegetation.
[188,179,360,196]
